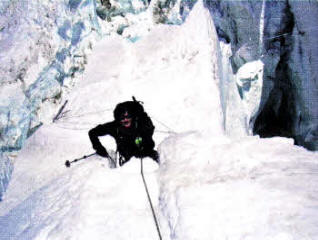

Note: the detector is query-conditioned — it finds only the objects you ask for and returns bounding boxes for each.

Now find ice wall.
[0,153,13,201]
[0,0,104,199]
[219,42,264,138]
[204,0,318,150]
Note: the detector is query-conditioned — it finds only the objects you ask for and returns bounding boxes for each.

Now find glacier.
[0,0,317,239]
[205,0,318,150]
[0,0,104,199]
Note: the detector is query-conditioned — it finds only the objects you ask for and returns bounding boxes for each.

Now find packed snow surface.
[1,1,318,240]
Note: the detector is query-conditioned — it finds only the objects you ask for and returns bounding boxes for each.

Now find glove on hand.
[96,146,109,157]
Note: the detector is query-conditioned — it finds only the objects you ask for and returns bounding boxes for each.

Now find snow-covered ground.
[1,1,318,240]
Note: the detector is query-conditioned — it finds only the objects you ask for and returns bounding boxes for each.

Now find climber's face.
[120,111,132,128]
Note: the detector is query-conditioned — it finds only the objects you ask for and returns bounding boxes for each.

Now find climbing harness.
[140,158,162,240]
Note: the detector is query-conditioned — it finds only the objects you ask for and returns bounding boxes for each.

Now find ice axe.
[65,153,96,168]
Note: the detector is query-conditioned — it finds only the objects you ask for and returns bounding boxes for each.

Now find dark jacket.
[88,112,155,161]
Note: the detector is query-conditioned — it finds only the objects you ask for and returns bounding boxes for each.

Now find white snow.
[1,1,318,240]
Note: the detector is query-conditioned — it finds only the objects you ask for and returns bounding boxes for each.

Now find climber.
[88,97,159,166]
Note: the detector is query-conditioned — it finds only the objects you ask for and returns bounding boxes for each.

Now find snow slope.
[0,124,162,240]
[1,1,318,240]
[159,135,318,240]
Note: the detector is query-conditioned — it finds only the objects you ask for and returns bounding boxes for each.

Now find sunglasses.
[119,112,131,121]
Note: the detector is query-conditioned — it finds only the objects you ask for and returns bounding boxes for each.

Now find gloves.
[96,146,109,158]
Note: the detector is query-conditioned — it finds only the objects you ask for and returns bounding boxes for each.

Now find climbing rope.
[150,114,177,135]
[57,108,112,120]
[140,158,162,240]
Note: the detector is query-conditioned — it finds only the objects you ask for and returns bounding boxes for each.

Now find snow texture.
[0,1,318,240]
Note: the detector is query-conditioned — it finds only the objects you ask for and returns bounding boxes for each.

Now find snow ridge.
[1,1,318,240]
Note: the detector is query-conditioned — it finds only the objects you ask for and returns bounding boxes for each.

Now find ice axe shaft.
[65,153,96,168]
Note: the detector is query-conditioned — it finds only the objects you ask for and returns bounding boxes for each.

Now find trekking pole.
[140,158,162,240]
[65,153,96,168]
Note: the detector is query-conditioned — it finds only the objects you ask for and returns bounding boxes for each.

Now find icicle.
[259,0,266,55]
